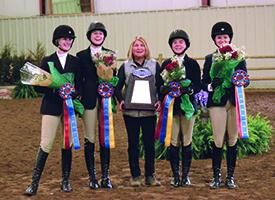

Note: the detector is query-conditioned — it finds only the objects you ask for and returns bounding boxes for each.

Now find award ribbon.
[155,82,181,146]
[98,82,115,148]
[59,83,80,149]
[232,70,249,139]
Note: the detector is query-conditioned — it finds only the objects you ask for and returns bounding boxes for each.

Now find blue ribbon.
[159,95,173,143]
[103,98,110,148]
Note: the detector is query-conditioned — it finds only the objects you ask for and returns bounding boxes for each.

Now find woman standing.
[201,21,249,189]
[159,30,201,187]
[25,25,82,196]
[115,36,162,187]
[76,21,115,190]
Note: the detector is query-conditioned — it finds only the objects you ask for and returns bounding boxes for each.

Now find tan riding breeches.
[171,113,196,147]
[209,100,238,148]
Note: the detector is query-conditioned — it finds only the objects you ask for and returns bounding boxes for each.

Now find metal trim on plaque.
[124,68,156,110]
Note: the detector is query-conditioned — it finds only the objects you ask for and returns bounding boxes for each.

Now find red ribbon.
[63,100,70,149]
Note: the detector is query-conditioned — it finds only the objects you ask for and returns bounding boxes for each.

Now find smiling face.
[172,38,186,55]
[90,30,104,46]
[58,37,73,52]
[215,34,230,48]
[132,40,146,59]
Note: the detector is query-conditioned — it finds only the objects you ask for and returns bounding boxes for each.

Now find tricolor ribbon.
[59,83,80,149]
[98,82,115,148]
[232,70,249,139]
[155,82,181,146]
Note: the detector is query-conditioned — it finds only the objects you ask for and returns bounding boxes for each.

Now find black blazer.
[160,54,201,116]
[201,53,248,108]
[34,52,82,116]
[76,47,115,109]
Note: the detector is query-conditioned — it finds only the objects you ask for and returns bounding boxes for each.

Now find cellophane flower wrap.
[20,62,84,115]
[210,44,249,104]
[161,55,194,119]
[92,50,119,113]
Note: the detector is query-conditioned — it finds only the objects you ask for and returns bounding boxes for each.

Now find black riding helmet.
[52,25,76,47]
[168,29,190,55]
[86,21,107,46]
[211,21,233,46]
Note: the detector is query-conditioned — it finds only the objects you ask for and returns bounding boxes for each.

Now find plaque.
[124,68,156,110]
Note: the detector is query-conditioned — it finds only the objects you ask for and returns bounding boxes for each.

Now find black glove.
[180,86,192,95]
[160,85,172,94]
[70,90,80,100]
[211,78,222,90]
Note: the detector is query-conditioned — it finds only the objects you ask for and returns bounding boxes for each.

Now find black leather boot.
[100,145,113,189]
[181,143,192,187]
[210,144,223,189]
[60,148,72,192]
[169,145,181,187]
[84,139,100,190]
[25,148,49,196]
[225,144,237,189]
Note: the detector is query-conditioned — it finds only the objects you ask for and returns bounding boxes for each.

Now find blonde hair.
[127,36,151,60]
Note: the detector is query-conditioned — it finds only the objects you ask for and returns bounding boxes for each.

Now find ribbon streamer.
[155,82,180,146]
[59,83,80,149]
[98,82,115,148]
[232,70,249,139]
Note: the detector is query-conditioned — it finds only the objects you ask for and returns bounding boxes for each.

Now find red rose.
[172,61,178,68]
[164,63,173,71]
[94,53,99,58]
[231,51,238,59]
[224,45,233,52]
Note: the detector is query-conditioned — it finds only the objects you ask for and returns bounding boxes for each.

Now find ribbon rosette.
[98,77,119,149]
[232,70,249,139]
[20,62,84,150]
[155,80,195,146]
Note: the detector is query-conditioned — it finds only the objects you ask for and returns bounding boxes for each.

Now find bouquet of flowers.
[210,44,249,104]
[161,55,186,83]
[20,62,54,86]
[92,50,117,80]
[20,62,84,115]
[195,90,209,108]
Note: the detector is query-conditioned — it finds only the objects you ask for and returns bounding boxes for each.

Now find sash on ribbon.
[232,70,249,139]
[59,83,80,149]
[98,82,115,148]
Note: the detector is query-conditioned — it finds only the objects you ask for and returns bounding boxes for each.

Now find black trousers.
[123,115,156,178]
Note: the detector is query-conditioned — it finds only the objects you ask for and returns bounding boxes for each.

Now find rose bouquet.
[210,44,249,104]
[161,55,186,83]
[92,50,117,80]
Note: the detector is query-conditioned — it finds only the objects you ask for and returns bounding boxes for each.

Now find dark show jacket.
[160,54,201,116]
[76,46,115,110]
[201,53,248,108]
[34,52,82,116]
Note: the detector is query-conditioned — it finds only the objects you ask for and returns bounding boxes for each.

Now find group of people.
[25,20,249,196]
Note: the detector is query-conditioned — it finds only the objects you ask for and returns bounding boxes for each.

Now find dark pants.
[123,115,156,178]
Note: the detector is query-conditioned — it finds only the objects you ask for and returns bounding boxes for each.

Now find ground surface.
[0,91,275,200]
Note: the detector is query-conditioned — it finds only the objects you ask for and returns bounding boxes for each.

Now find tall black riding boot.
[60,148,72,192]
[84,139,100,190]
[225,144,237,189]
[25,147,49,196]
[100,145,113,189]
[181,143,192,187]
[169,145,181,187]
[210,144,223,189]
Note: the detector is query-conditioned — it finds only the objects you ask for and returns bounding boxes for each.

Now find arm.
[114,63,125,103]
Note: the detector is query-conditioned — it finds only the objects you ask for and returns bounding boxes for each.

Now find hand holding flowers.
[210,44,249,104]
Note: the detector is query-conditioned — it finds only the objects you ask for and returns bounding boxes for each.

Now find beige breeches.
[209,100,238,148]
